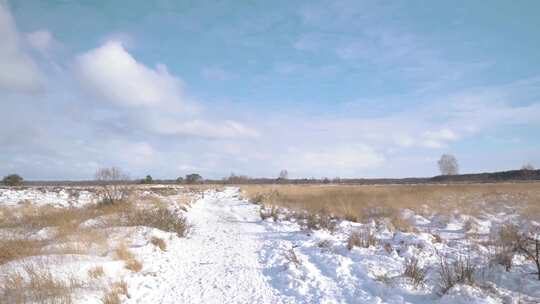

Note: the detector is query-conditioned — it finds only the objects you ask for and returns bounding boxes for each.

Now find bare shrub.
[95,167,131,205]
[438,154,459,175]
[125,208,189,237]
[438,252,477,294]
[403,257,426,287]
[516,231,540,280]
[150,237,167,251]
[488,223,520,271]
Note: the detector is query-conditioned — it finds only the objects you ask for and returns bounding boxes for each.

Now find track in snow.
[126,188,291,304]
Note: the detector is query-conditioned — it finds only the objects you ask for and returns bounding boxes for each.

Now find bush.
[489,223,520,271]
[140,175,153,184]
[125,208,189,237]
[2,174,23,186]
[185,173,203,184]
[516,231,540,280]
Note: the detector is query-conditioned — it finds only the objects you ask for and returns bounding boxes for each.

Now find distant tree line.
[4,159,540,187]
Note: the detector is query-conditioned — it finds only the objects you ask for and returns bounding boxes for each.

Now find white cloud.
[26,30,54,52]
[74,40,258,140]
[75,41,187,107]
[0,3,42,93]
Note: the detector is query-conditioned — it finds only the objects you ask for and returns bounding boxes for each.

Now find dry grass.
[0,239,45,265]
[0,185,199,303]
[101,281,128,304]
[0,263,81,304]
[115,243,143,272]
[242,183,540,222]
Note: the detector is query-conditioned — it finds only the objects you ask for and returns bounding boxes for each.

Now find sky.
[0,0,539,180]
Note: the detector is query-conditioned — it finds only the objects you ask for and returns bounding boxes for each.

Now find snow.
[123,187,540,303]
[125,187,285,303]
[0,186,98,207]
[1,186,539,303]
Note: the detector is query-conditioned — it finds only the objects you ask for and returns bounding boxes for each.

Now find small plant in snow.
[151,236,167,251]
[347,228,377,250]
[403,257,427,287]
[259,206,272,221]
[271,206,279,222]
[88,266,105,279]
[284,246,301,268]
[437,251,477,294]
[317,239,332,249]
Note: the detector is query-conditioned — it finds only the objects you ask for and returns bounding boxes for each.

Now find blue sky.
[1,0,539,180]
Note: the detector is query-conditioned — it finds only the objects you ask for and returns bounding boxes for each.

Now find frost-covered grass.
[0,185,200,303]
[250,183,540,303]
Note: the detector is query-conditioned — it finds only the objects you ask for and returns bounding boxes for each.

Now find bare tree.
[95,167,131,204]
[522,163,535,170]
[438,154,459,175]
[279,169,289,180]
[517,232,540,280]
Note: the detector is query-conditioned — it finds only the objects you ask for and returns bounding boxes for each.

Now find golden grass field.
[241,182,540,221]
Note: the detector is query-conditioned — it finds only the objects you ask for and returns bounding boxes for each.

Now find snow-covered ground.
[1,186,539,303]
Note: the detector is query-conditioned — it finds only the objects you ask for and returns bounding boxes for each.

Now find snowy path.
[126,188,289,304]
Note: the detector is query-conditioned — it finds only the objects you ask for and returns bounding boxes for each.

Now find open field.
[241,182,540,303]
[242,182,540,221]
[1,184,539,303]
